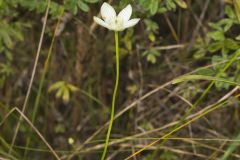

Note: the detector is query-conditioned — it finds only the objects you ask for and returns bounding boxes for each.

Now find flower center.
[107,17,124,31]
[114,17,124,30]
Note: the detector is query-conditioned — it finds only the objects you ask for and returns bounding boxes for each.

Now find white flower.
[94,3,140,31]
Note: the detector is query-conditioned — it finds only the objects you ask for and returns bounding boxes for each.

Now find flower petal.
[94,16,110,29]
[123,18,140,29]
[118,4,132,22]
[101,2,116,21]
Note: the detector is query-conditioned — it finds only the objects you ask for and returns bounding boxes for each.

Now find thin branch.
[9,0,51,154]
[1,107,61,160]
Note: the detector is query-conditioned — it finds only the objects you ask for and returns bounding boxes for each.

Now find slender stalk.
[23,8,64,159]
[2,107,61,160]
[9,0,51,154]
[101,31,119,160]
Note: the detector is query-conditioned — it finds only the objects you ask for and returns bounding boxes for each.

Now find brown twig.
[1,107,61,160]
[9,0,51,154]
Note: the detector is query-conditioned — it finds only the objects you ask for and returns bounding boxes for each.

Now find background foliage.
[1,0,240,159]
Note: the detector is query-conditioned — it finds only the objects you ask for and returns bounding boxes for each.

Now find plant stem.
[8,0,51,154]
[101,31,119,160]
[23,8,64,159]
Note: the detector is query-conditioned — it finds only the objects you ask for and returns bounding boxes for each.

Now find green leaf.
[0,0,3,7]
[0,29,13,49]
[233,0,240,22]
[236,34,240,40]
[221,45,229,55]
[224,38,239,50]
[166,0,176,10]
[172,75,240,86]
[123,29,133,52]
[208,22,222,31]
[62,86,70,103]
[0,63,14,76]
[207,31,225,41]
[208,41,222,53]
[225,5,236,19]
[196,68,216,76]
[211,55,226,70]
[148,32,156,42]
[126,84,138,94]
[193,49,206,59]
[147,54,157,63]
[48,81,65,92]
[219,18,234,32]
[65,0,78,15]
[49,81,78,103]
[144,19,159,32]
[175,0,187,9]
[215,72,234,90]
[73,5,78,15]
[139,0,150,10]
[5,50,13,61]
[158,6,168,13]
[68,84,79,92]
[150,0,159,15]
[84,0,98,3]
[56,87,64,98]
[54,124,66,133]
[77,0,89,12]
[143,49,161,64]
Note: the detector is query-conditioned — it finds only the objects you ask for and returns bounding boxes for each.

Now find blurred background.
[1,0,240,159]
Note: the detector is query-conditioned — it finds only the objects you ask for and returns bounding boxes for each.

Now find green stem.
[23,8,64,159]
[101,31,119,160]
[23,58,48,158]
